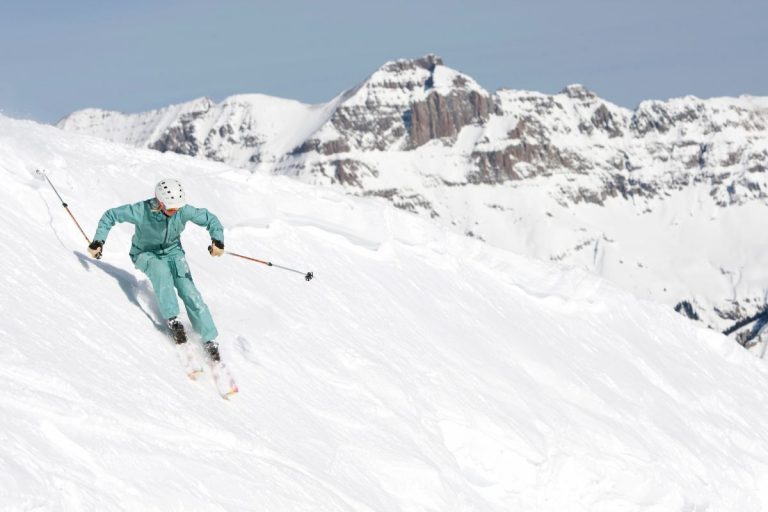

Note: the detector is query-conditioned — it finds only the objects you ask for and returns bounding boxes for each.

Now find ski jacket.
[93,199,224,262]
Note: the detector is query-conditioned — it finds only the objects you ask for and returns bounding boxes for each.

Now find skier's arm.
[93,202,144,242]
[184,206,225,243]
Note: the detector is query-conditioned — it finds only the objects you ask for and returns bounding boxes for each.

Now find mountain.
[5,113,768,510]
[57,55,768,331]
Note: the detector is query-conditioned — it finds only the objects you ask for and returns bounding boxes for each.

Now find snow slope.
[3,115,768,510]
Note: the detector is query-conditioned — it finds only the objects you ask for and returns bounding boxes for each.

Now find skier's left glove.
[208,239,224,257]
[88,240,104,259]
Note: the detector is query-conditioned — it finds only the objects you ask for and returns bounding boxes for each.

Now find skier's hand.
[208,239,224,257]
[88,240,104,259]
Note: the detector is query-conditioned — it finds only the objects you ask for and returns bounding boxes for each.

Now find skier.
[87,178,226,362]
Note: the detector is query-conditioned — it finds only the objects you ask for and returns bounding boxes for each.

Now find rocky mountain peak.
[560,84,597,101]
[380,53,443,74]
[291,55,497,166]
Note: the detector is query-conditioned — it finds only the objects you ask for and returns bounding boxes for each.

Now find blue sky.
[1,0,766,123]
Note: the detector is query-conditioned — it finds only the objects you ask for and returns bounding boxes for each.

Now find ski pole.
[36,169,92,244]
[223,250,314,282]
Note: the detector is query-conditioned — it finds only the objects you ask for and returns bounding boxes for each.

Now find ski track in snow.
[2,115,768,510]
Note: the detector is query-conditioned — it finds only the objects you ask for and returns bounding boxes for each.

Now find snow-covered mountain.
[5,113,768,511]
[57,55,768,330]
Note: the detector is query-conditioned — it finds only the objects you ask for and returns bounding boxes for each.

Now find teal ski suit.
[93,199,224,342]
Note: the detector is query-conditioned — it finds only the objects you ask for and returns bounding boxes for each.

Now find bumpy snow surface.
[2,115,768,511]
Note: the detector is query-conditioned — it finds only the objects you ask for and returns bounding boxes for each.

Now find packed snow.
[3,115,768,510]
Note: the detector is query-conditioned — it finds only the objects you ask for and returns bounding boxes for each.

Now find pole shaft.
[65,206,92,244]
[225,251,313,280]
[227,251,271,266]
[270,263,307,276]
[40,171,91,244]
[43,174,67,205]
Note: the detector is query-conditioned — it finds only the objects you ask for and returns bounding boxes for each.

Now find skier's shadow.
[75,251,166,335]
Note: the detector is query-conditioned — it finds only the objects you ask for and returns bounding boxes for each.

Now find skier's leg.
[135,252,180,320]
[172,257,219,342]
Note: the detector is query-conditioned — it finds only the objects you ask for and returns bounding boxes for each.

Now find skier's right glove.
[208,239,224,257]
[88,240,104,260]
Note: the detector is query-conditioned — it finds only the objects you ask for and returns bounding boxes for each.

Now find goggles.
[159,201,180,215]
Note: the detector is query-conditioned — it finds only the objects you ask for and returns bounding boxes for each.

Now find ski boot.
[167,317,187,344]
[203,340,221,363]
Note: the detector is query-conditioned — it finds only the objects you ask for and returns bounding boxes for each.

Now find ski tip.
[187,369,204,380]
[222,389,239,400]
[222,382,239,399]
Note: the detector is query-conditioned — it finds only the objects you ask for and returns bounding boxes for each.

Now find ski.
[176,342,204,380]
[170,327,237,398]
[210,361,239,399]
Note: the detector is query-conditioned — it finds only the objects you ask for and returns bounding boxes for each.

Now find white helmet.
[155,178,186,209]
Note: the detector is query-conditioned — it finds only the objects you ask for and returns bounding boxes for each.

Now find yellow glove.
[208,239,224,257]
[88,240,104,259]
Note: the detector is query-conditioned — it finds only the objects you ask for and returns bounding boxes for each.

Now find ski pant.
[133,252,218,342]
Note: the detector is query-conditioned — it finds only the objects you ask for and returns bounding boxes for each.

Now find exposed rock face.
[298,53,501,155]
[409,89,501,148]
[467,114,595,184]
[292,138,351,156]
[588,104,623,138]
[150,114,205,157]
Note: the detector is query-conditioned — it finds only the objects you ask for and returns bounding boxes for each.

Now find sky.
[1,0,766,123]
